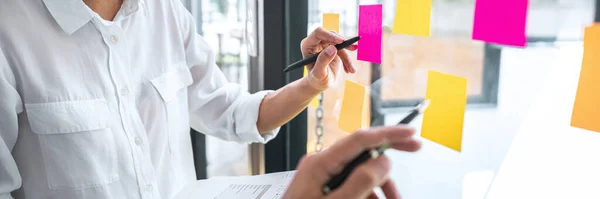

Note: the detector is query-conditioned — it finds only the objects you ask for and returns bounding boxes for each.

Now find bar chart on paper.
[174,171,295,199]
[213,172,293,199]
[214,184,287,199]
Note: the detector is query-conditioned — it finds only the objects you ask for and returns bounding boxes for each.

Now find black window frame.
[258,0,309,173]
[596,0,600,22]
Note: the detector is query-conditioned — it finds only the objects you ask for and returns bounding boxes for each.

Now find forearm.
[257,77,321,134]
[256,28,351,134]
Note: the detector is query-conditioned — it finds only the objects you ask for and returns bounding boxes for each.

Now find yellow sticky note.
[421,71,467,152]
[304,67,319,108]
[392,0,432,36]
[338,80,367,133]
[571,24,600,133]
[362,90,371,128]
[323,13,340,33]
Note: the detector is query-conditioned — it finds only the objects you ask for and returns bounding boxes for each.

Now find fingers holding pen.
[327,156,393,199]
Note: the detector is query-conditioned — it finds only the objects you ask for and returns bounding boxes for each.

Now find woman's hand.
[302,27,358,91]
[283,126,422,199]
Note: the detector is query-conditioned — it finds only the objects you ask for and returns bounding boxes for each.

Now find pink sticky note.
[472,0,528,47]
[358,4,382,64]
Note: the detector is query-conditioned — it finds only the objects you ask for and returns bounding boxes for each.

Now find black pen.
[283,36,361,73]
[322,100,430,195]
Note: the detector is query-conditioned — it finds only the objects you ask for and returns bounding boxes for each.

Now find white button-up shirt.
[0,0,278,198]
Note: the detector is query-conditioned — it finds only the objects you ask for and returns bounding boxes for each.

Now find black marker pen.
[283,36,361,73]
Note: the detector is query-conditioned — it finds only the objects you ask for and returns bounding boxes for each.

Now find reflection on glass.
[381,0,486,101]
[199,0,249,89]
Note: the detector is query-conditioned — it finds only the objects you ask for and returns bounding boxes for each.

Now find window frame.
[249,0,309,174]
[596,0,600,22]
[375,43,501,110]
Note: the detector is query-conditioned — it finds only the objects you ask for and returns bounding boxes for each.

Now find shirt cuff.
[234,90,280,143]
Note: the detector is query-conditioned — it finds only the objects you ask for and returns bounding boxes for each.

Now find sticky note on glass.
[358,4,382,64]
[392,0,432,36]
[361,94,370,129]
[303,67,319,108]
[571,24,600,133]
[472,0,528,47]
[338,80,368,133]
[421,71,467,152]
[323,13,340,33]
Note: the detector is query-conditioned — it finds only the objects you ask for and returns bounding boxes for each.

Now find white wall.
[382,45,574,199]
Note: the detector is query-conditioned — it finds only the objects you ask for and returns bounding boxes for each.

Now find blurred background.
[181,0,598,198]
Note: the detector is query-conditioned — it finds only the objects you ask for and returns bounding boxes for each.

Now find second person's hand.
[284,126,422,199]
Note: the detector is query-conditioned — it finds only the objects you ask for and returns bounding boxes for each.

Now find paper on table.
[303,67,319,108]
[358,4,382,64]
[174,171,296,199]
[472,0,528,47]
[421,71,467,152]
[338,80,368,133]
[392,0,432,36]
[571,24,600,133]
[323,13,340,33]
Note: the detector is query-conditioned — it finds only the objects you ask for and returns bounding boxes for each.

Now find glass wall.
[180,0,596,180]
[306,0,595,198]
[305,0,595,152]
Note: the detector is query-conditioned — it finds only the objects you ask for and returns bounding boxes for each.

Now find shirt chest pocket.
[151,64,194,154]
[25,99,119,190]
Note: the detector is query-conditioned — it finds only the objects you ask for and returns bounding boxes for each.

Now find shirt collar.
[42,0,94,35]
[42,0,143,35]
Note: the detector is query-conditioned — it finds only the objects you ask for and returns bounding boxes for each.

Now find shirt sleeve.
[173,1,280,144]
[0,48,23,198]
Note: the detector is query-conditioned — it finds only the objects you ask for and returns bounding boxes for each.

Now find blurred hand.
[284,126,422,199]
[301,27,358,91]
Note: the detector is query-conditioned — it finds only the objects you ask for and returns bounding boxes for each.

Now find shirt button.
[120,88,129,96]
[146,184,153,192]
[135,137,142,145]
[110,35,119,43]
